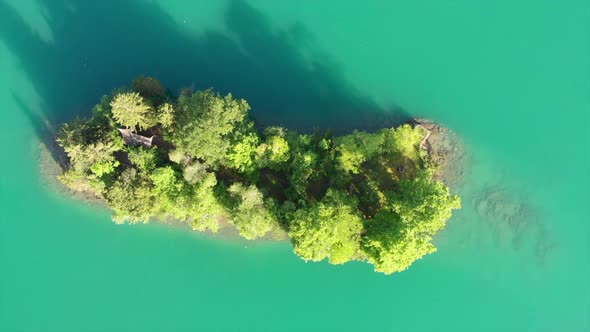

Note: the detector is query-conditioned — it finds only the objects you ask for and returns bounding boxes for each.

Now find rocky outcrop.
[415,118,466,190]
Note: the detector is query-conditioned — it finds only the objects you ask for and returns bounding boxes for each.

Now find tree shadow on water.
[0,0,411,162]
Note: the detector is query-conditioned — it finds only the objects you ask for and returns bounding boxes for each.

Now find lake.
[1,0,589,331]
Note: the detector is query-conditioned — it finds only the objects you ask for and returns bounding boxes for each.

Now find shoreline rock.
[414,118,466,191]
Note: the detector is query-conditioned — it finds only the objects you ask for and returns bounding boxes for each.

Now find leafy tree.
[256,134,290,169]
[106,168,155,224]
[166,89,250,166]
[382,124,424,161]
[183,161,208,184]
[186,173,228,232]
[57,118,88,149]
[127,146,159,172]
[361,210,436,274]
[285,133,318,199]
[289,189,363,264]
[336,130,384,173]
[110,92,157,132]
[227,183,277,240]
[224,122,260,172]
[388,169,461,234]
[158,103,175,128]
[150,167,180,195]
[168,149,191,165]
[66,141,120,175]
[148,166,188,220]
[361,171,461,274]
[58,169,93,193]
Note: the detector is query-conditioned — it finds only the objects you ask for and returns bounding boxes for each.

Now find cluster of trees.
[56,76,460,275]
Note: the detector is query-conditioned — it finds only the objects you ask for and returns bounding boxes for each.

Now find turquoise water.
[1,0,589,331]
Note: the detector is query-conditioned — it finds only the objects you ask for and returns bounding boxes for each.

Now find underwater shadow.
[0,0,411,160]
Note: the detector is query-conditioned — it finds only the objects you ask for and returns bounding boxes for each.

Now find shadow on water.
[0,0,411,156]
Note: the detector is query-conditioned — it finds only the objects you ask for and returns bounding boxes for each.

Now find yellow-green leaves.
[289,190,363,265]
[110,92,157,132]
[227,183,278,240]
[336,130,384,173]
[256,135,290,169]
[166,90,250,166]
[361,171,461,274]
[158,103,175,128]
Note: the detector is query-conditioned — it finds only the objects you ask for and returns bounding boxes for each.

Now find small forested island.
[55,76,460,275]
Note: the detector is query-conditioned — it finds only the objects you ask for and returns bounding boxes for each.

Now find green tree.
[388,169,461,234]
[110,92,157,132]
[361,171,461,274]
[361,210,436,274]
[289,189,363,264]
[381,124,424,161]
[186,173,228,232]
[225,122,259,172]
[127,146,159,172]
[166,89,250,166]
[285,133,318,199]
[106,168,155,224]
[227,183,277,240]
[256,134,290,169]
[336,130,384,173]
[149,166,186,218]
[158,103,175,128]
[182,161,208,184]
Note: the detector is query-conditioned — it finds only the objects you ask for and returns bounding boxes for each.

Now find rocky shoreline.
[415,118,466,191]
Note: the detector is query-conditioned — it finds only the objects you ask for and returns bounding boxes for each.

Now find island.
[55,76,461,274]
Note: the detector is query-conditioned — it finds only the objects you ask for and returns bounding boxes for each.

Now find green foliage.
[66,141,121,175]
[55,76,461,275]
[227,183,277,240]
[182,161,208,184]
[185,173,227,232]
[289,190,363,264]
[389,169,460,232]
[57,118,87,148]
[382,124,424,161]
[166,89,250,166]
[336,130,384,173]
[57,169,92,193]
[361,171,461,274]
[106,168,155,224]
[361,210,436,275]
[150,167,179,195]
[89,160,118,177]
[256,134,290,169]
[284,133,318,199]
[110,92,157,132]
[127,146,159,172]
[225,126,259,172]
[168,149,190,165]
[158,103,175,128]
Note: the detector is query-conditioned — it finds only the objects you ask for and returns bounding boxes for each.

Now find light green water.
[1,1,589,331]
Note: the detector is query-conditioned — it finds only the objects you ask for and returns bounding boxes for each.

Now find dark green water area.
[1,1,588,331]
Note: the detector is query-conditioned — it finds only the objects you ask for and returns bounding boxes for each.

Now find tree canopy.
[110,92,157,132]
[56,76,461,275]
[166,89,251,167]
[289,189,363,264]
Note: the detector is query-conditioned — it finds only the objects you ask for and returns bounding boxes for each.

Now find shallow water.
[1,1,589,331]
